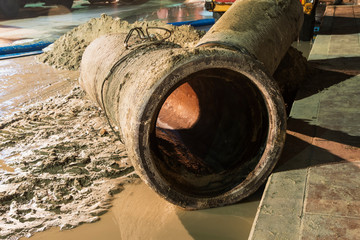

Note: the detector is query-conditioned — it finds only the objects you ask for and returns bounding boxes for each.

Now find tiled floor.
[249,5,360,240]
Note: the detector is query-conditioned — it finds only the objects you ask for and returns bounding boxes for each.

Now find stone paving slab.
[249,5,360,240]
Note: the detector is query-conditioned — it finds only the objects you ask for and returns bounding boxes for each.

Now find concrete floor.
[250,4,360,240]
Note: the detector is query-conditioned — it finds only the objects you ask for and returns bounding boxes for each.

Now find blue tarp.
[168,18,215,27]
[0,51,44,60]
[0,19,215,60]
[0,41,52,55]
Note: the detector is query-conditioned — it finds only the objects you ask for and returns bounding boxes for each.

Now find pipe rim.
[136,50,286,209]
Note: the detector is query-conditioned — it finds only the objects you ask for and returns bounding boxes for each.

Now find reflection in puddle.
[0,145,17,172]
[0,64,18,78]
[0,159,14,172]
[0,56,78,116]
[28,180,261,240]
[116,1,208,24]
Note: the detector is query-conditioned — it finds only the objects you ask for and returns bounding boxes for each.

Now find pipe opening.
[151,68,269,198]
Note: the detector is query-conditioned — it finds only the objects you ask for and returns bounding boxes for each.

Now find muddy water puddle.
[28,180,261,240]
[0,150,16,172]
[0,56,77,173]
[0,56,78,116]
[0,159,14,172]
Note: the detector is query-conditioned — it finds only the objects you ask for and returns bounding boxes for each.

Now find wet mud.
[26,180,260,240]
[0,87,135,239]
[0,56,79,116]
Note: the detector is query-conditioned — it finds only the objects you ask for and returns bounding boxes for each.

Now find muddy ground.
[0,87,136,239]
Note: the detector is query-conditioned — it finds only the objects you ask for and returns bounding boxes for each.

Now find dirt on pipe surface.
[81,37,286,209]
[79,0,305,209]
[197,0,304,74]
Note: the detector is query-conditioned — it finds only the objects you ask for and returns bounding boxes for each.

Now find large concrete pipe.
[80,0,303,209]
[197,0,303,74]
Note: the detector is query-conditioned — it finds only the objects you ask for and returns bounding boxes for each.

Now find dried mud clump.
[273,46,311,113]
[274,46,310,94]
[38,14,205,71]
[0,87,135,240]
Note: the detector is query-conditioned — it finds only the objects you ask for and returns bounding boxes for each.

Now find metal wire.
[124,26,172,49]
[100,26,173,144]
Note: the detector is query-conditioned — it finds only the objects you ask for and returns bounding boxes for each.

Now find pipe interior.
[151,68,269,198]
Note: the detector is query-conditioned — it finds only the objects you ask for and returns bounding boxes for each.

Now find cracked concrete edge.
[247,174,272,240]
[248,167,309,240]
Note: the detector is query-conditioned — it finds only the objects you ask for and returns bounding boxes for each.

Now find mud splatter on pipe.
[80,0,303,209]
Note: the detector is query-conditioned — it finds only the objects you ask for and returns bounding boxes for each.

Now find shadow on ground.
[275,55,360,172]
[297,57,360,100]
